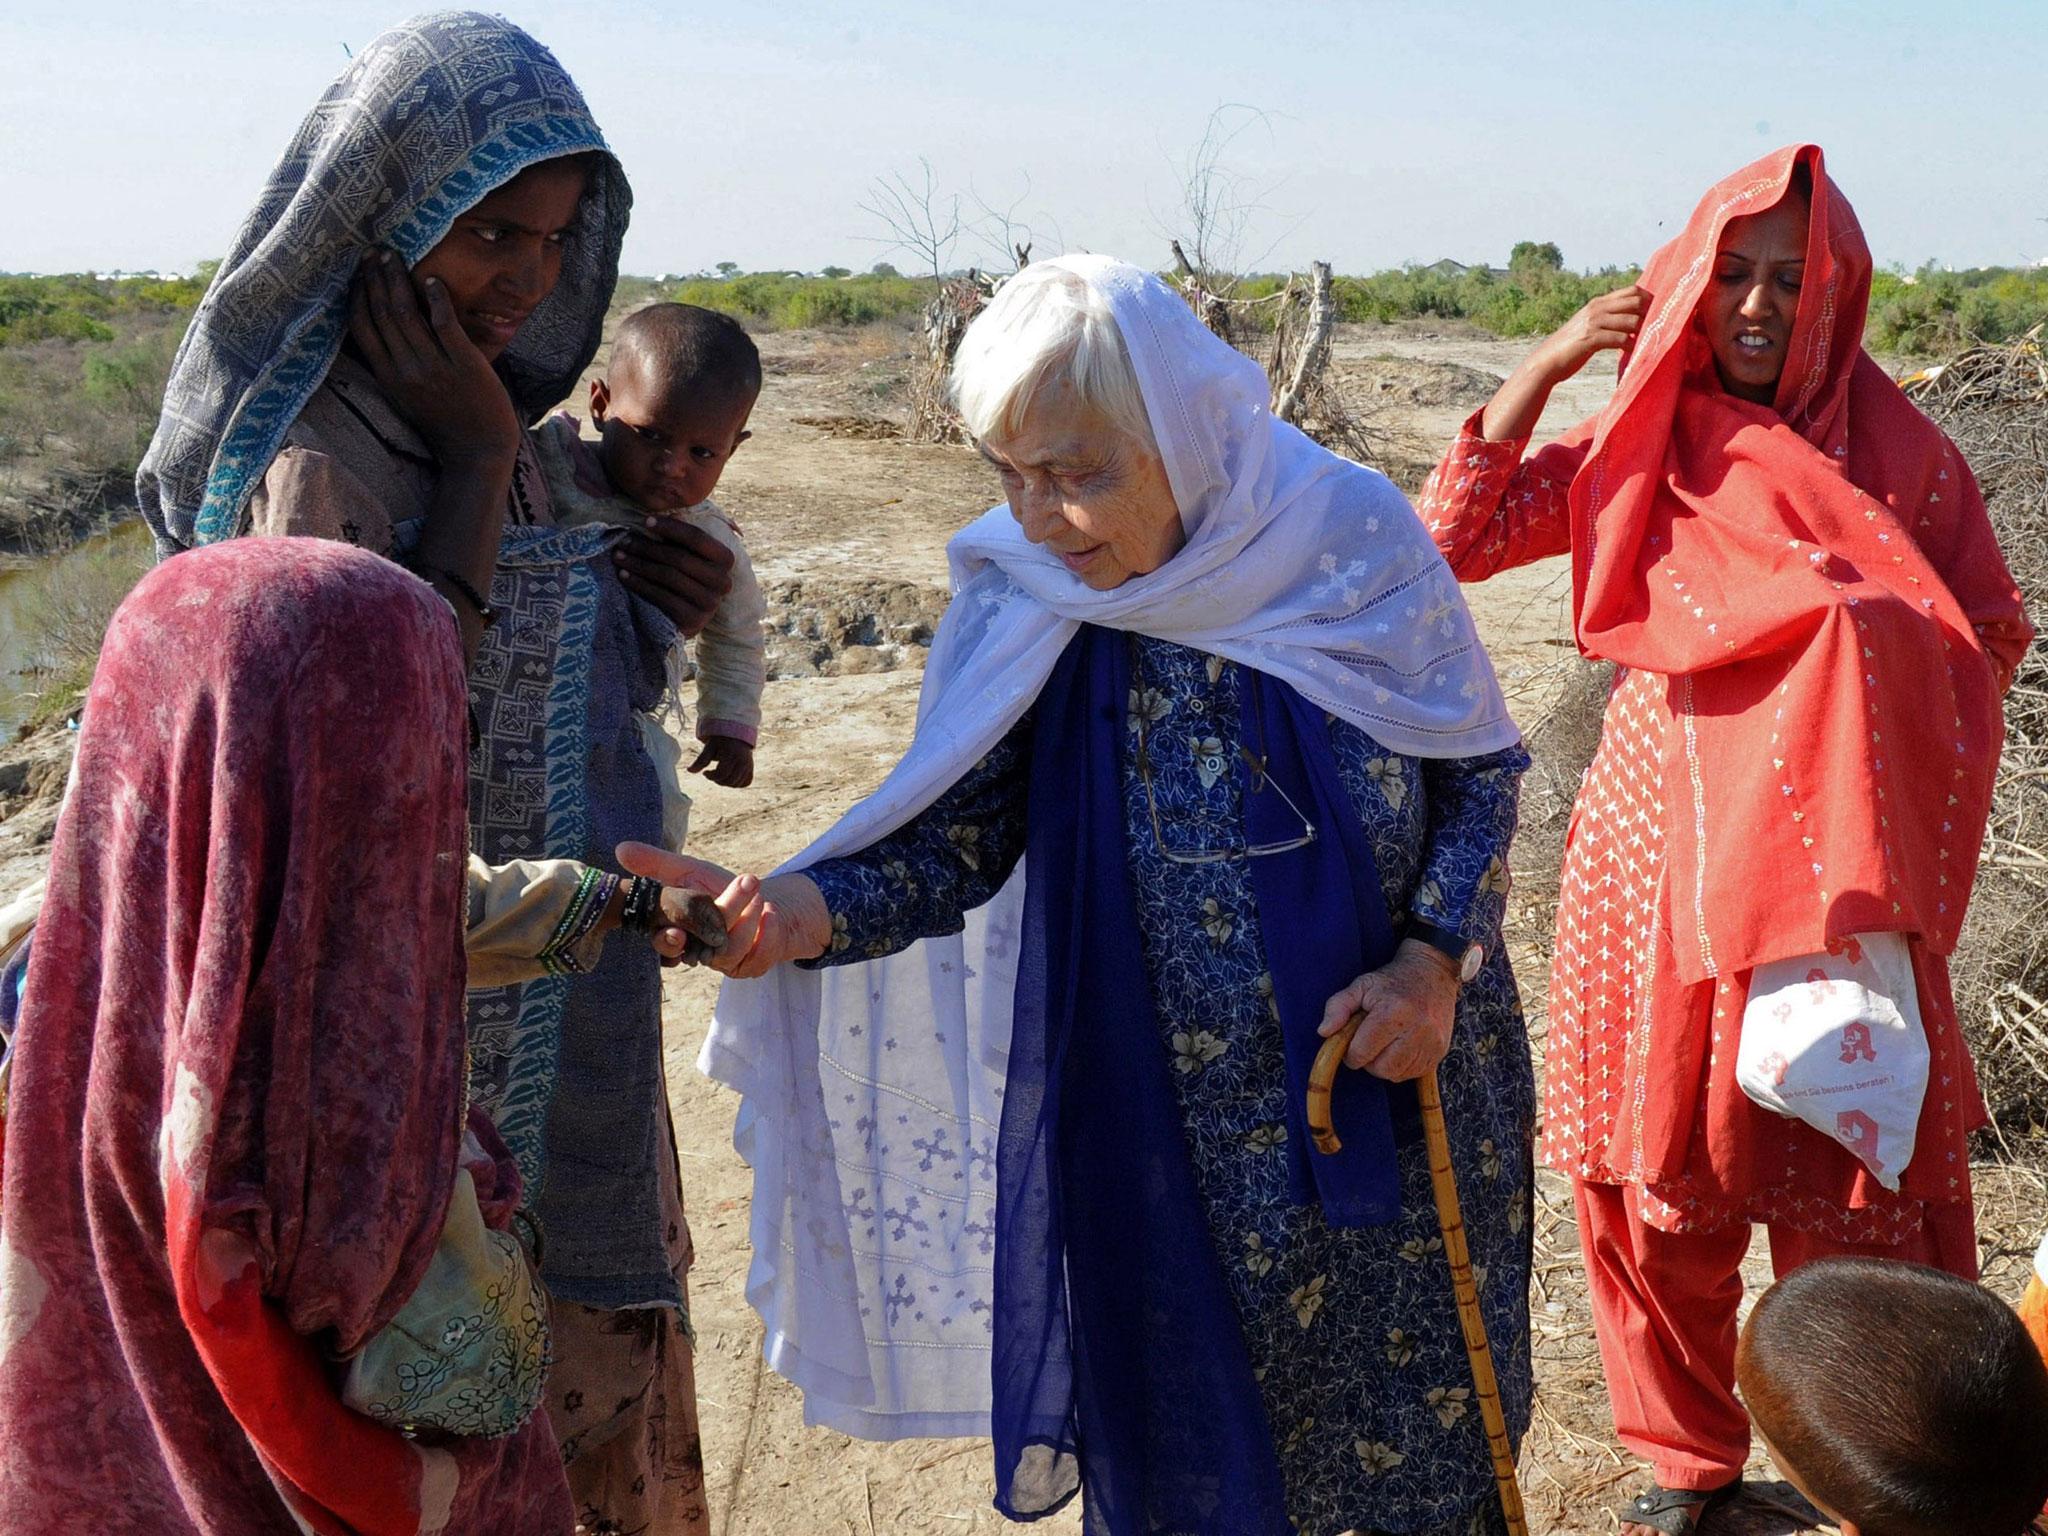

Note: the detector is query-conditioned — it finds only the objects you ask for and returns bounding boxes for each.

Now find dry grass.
[7,528,150,733]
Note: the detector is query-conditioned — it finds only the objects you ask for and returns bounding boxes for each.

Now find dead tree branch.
[857,159,964,285]
[1271,260,1335,427]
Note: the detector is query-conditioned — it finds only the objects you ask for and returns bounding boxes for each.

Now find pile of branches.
[907,272,997,444]
[1169,241,1237,344]
[1168,254,1389,473]
[1906,328,2048,1155]
[911,250,1391,477]
[1264,260,1381,468]
[1510,658,1613,959]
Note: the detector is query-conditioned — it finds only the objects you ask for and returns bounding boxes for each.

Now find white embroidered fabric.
[699,254,1521,1437]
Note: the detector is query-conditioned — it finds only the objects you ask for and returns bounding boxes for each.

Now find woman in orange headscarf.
[1418,145,2032,1532]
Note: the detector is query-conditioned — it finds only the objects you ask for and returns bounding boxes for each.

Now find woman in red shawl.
[0,540,573,1534]
[1419,145,2032,1532]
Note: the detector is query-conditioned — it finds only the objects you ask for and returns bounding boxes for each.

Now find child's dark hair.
[1736,1258,2048,1536]
[611,302,762,407]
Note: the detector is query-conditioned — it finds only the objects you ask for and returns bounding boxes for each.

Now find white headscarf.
[701,255,1518,1438]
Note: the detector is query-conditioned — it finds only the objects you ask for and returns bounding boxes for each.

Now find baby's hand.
[689,735,755,788]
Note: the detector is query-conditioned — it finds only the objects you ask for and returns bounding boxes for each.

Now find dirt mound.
[1503,659,1612,1020]
[762,575,948,679]
[1338,356,1504,410]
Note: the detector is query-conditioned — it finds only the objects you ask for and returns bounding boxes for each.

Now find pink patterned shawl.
[0,539,571,1533]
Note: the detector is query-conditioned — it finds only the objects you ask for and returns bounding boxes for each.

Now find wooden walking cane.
[1308,1017,1529,1536]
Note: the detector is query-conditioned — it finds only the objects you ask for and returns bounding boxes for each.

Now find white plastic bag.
[1736,932,1929,1192]
[638,711,694,852]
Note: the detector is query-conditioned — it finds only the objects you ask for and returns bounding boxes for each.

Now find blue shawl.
[994,625,1415,1532]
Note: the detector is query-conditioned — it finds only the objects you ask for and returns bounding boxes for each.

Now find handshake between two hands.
[617,840,1462,1084]
[618,841,830,978]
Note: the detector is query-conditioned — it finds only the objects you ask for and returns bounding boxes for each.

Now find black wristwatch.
[1405,919,1484,984]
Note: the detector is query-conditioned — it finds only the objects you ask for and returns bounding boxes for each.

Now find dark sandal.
[1743,1481,1826,1527]
[1620,1480,1742,1535]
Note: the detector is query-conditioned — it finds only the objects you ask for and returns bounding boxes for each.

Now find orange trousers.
[1572,1178,1978,1490]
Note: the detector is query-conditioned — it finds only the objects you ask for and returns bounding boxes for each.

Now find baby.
[535,303,767,845]
[1736,1257,2048,1536]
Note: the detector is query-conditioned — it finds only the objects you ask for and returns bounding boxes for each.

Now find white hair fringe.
[948,263,1157,452]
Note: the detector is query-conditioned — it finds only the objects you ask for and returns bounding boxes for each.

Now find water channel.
[0,518,152,739]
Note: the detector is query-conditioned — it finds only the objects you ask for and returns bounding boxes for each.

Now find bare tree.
[858,159,965,285]
[1159,103,1282,292]
[967,176,1052,273]
[1270,260,1336,427]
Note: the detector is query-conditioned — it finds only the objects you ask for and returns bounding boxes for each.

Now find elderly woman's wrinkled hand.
[707,873,834,979]
[619,843,833,979]
[1316,940,1462,1082]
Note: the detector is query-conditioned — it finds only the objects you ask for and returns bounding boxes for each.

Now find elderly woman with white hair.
[675,256,1535,1535]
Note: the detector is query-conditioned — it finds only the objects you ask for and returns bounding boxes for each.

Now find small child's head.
[589,303,762,513]
[1736,1258,2048,1536]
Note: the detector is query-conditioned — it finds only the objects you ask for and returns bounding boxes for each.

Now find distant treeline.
[619,270,932,330]
[1235,247,2048,350]
[7,254,2043,369]
[1865,264,2048,352]
[0,269,211,348]
[1,255,2043,511]
[642,254,2048,353]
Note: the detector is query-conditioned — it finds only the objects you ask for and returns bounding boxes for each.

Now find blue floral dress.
[805,636,1534,1536]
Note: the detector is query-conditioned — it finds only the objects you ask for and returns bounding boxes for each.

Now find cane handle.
[1307,1012,1362,1155]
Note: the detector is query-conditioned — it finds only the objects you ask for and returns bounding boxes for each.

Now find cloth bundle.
[1736,933,1929,1191]
[340,1124,550,1439]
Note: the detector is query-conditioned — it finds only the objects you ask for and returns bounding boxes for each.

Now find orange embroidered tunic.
[1420,413,2012,1239]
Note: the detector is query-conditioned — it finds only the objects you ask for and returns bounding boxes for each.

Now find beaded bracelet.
[537,869,619,977]
[620,875,665,934]
[423,565,498,628]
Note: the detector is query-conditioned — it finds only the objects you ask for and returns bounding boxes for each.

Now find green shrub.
[0,271,207,351]
[662,271,929,331]
[1866,264,2048,353]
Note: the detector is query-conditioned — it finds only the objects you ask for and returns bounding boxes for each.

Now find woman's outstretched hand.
[1478,283,1646,444]
[615,844,735,965]
[616,843,831,977]
[1315,940,1462,1082]
[707,872,833,978]
[349,249,520,467]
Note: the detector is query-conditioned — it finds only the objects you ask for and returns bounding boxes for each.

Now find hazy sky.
[5,1,2044,278]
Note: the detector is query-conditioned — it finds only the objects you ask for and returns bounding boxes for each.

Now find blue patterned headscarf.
[137,11,630,555]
